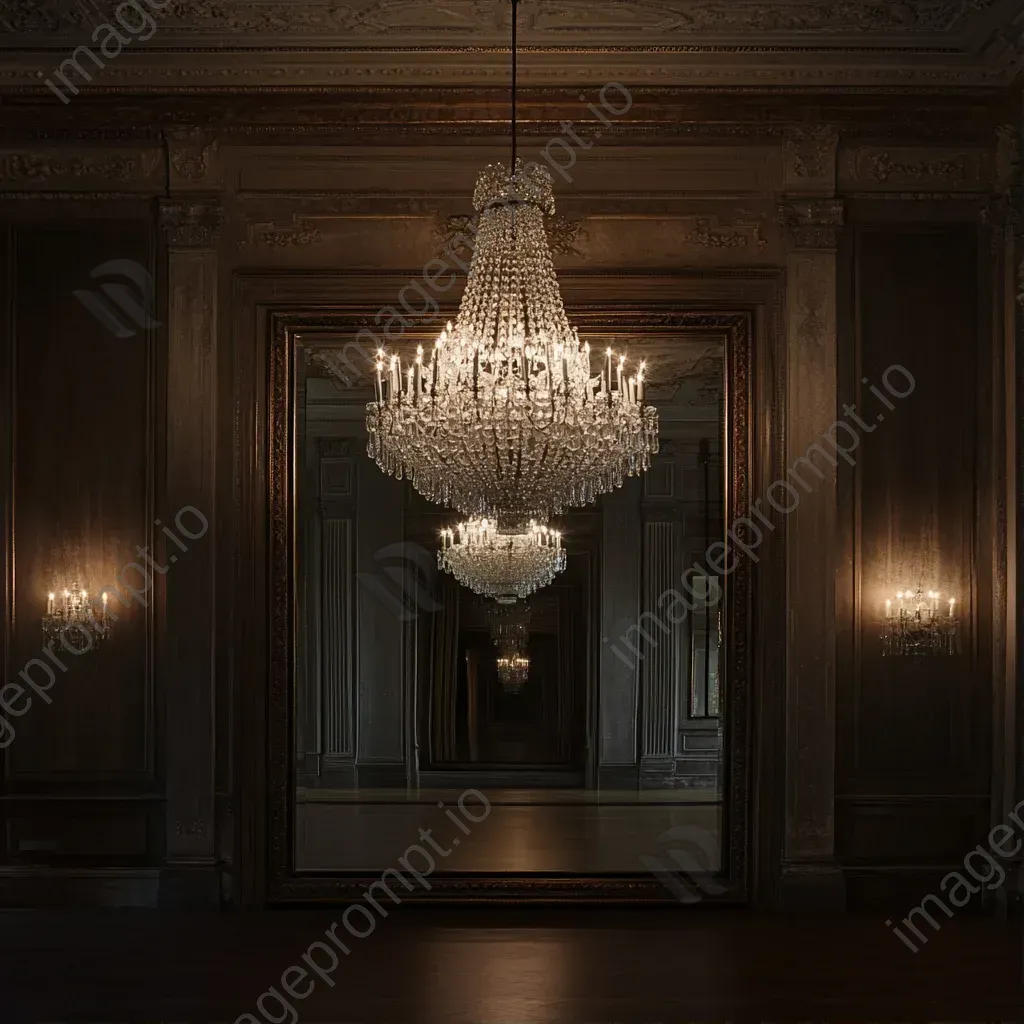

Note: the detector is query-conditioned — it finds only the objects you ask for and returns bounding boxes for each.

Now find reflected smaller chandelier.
[42,582,111,653]
[438,519,565,603]
[882,585,958,657]
[496,653,530,691]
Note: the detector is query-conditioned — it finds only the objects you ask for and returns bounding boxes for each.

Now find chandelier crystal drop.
[365,159,659,525]
[437,518,565,602]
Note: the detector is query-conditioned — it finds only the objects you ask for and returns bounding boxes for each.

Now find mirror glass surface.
[292,327,727,878]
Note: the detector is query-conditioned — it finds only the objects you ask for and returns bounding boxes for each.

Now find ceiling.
[0,0,1022,93]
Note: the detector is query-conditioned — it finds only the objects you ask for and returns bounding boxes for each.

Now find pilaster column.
[779,196,845,908]
[158,198,224,906]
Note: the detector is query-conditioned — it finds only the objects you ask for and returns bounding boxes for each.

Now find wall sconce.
[881,585,958,657]
[42,581,111,654]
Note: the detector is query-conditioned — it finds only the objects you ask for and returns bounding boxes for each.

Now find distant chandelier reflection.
[366,159,659,525]
[438,519,565,602]
[496,653,530,691]
[881,585,958,657]
[42,582,111,653]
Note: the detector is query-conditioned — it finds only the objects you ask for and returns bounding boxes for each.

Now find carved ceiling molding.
[0,0,1001,38]
[0,0,1020,91]
[0,93,1007,143]
[0,53,1015,91]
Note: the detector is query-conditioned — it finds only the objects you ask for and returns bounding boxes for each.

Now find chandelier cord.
[510,0,518,173]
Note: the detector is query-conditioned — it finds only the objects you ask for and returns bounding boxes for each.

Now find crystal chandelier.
[365,0,658,526]
[42,581,111,653]
[438,519,565,602]
[881,585,959,657]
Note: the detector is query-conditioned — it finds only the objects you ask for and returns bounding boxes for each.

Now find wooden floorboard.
[0,909,1018,1021]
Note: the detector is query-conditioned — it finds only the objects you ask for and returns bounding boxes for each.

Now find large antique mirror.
[271,309,751,901]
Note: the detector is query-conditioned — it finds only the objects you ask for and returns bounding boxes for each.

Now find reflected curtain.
[429,573,460,763]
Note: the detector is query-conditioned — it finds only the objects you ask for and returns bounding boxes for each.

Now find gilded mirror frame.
[254,301,762,904]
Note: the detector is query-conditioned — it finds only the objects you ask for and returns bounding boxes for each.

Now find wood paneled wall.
[837,223,994,903]
[0,219,161,901]
[0,89,1016,908]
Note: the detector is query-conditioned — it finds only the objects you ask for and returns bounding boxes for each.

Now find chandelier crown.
[473,159,555,214]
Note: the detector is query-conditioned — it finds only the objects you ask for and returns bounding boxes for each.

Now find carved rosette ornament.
[780,199,844,250]
[159,199,225,248]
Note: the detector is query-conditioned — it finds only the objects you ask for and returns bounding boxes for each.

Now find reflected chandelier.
[496,652,530,691]
[365,0,658,526]
[437,519,565,603]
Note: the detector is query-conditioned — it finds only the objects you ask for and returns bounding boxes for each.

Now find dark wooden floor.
[0,909,1018,1022]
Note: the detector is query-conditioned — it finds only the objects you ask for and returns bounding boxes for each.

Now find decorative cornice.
[159,198,225,247]
[779,199,844,250]
[0,0,1003,38]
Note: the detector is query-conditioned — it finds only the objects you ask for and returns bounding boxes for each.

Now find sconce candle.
[42,580,111,654]
[881,584,958,657]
